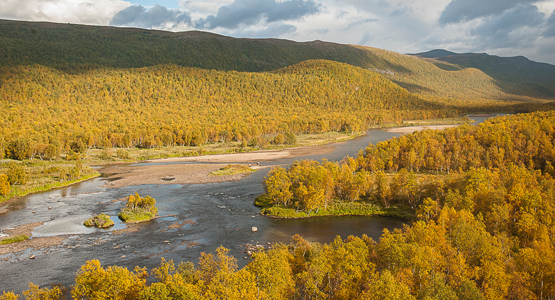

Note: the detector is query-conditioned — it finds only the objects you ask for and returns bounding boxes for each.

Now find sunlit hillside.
[1,19,554,102]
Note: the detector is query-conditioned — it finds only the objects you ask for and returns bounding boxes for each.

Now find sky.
[1,0,554,64]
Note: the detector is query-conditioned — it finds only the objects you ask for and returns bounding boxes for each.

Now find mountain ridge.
[1,19,554,101]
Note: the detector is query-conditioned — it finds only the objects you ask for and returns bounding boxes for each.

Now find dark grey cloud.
[110,4,191,28]
[545,11,555,37]
[195,0,321,29]
[470,4,543,38]
[439,0,537,25]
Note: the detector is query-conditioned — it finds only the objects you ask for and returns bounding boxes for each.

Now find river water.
[0,117,491,293]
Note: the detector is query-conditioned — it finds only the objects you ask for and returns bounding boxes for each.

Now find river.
[0,117,492,293]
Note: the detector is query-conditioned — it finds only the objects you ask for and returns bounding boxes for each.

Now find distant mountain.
[1,19,554,101]
[410,50,555,99]
[409,49,459,58]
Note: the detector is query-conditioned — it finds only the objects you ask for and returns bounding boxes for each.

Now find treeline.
[262,111,555,212]
[357,111,555,174]
[0,60,516,160]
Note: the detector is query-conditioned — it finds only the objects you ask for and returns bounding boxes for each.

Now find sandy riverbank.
[0,222,65,256]
[101,145,336,188]
[146,145,336,163]
[384,124,460,134]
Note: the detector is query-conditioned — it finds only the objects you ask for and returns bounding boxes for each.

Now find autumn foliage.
[0,60,529,161]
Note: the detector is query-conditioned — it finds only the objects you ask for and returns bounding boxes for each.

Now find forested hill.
[0,60,480,153]
[0,19,375,72]
[2,19,555,101]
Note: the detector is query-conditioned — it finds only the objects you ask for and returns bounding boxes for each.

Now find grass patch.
[84,213,114,228]
[259,199,413,220]
[210,164,257,176]
[118,210,156,223]
[1,234,29,245]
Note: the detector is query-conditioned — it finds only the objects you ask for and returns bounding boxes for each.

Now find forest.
[3,109,555,300]
[0,59,527,162]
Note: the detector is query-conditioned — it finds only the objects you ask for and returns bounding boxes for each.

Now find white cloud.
[0,0,131,25]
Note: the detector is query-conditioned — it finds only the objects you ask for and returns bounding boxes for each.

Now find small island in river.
[118,193,158,223]
[83,213,114,228]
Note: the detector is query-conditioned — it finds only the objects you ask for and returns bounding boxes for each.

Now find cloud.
[195,0,321,29]
[230,22,297,38]
[389,7,411,17]
[343,17,378,30]
[310,28,330,35]
[359,31,372,45]
[470,4,544,38]
[109,4,191,29]
[545,11,555,36]
[412,2,555,64]
[439,0,538,25]
[0,0,130,25]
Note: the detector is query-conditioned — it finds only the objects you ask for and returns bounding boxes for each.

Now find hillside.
[411,50,555,99]
[0,19,374,73]
[3,60,502,156]
[1,19,554,101]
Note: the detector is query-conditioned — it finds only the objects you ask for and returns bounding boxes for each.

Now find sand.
[384,124,460,134]
[101,163,262,188]
[146,145,336,163]
[101,145,336,188]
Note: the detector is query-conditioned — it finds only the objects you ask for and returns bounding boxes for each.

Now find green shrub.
[116,149,130,159]
[273,133,285,145]
[210,165,256,176]
[1,234,29,245]
[285,132,297,145]
[254,194,273,208]
[84,214,114,228]
[98,149,113,160]
[7,162,28,185]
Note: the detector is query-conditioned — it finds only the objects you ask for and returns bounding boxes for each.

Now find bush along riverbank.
[256,194,413,219]
[118,193,158,223]
[0,160,100,204]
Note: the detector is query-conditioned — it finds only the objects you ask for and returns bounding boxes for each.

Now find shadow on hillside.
[430,61,463,71]
[390,80,435,94]
[435,55,555,100]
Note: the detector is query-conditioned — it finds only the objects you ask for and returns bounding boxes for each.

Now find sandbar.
[0,222,66,256]
[146,145,336,163]
[384,124,460,134]
[101,145,336,188]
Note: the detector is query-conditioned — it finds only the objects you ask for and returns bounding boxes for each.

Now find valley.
[1,19,555,299]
